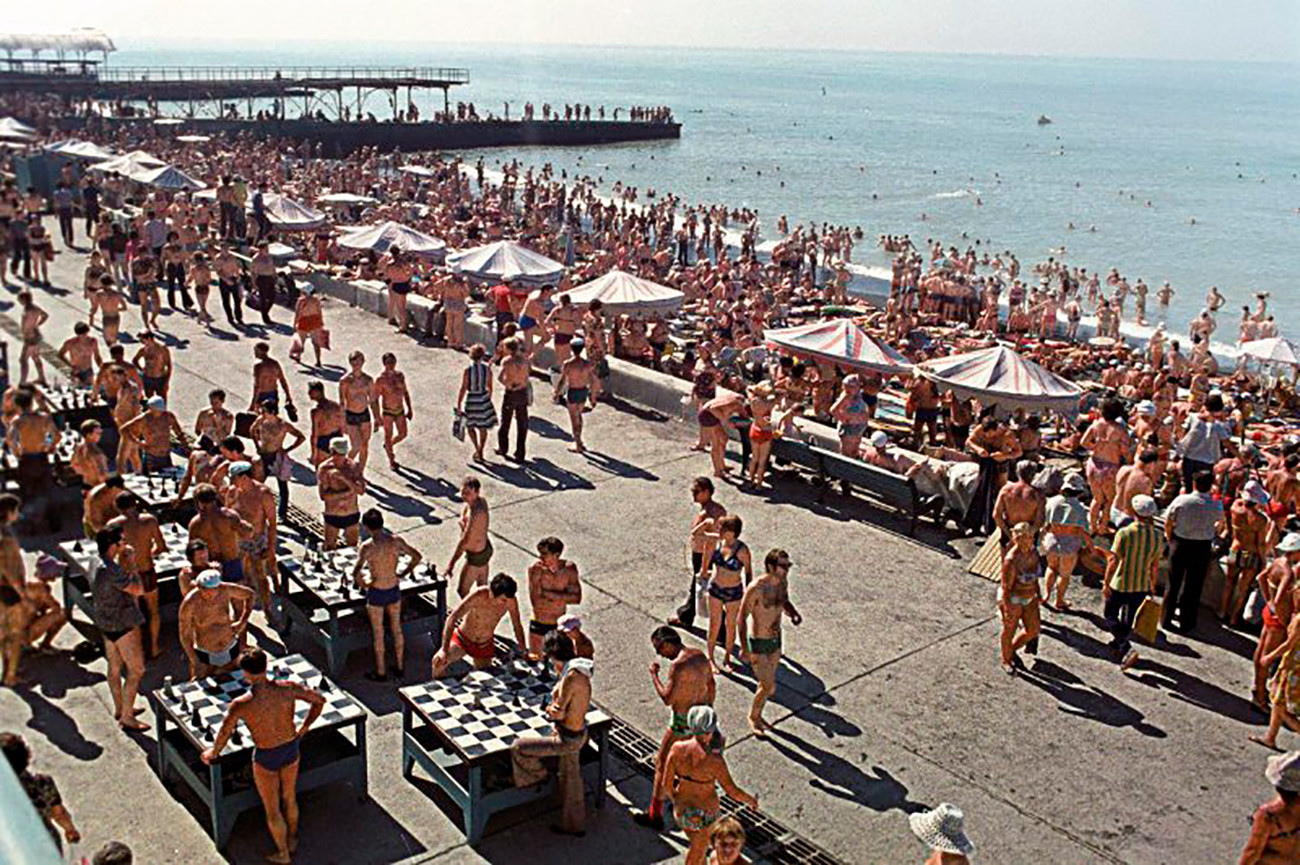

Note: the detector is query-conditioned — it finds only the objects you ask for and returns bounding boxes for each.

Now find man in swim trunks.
[339,351,378,472]
[445,476,492,597]
[131,330,171,399]
[318,438,364,550]
[307,380,344,470]
[671,477,727,629]
[992,461,1045,546]
[907,374,942,448]
[203,649,325,865]
[227,461,278,615]
[559,339,595,453]
[91,527,148,730]
[739,549,802,736]
[517,284,553,353]
[119,395,186,475]
[352,509,421,682]
[634,625,716,831]
[57,322,102,388]
[375,352,412,469]
[93,344,141,410]
[178,568,253,679]
[83,475,125,540]
[1081,398,1133,534]
[1223,481,1272,624]
[249,342,293,415]
[432,572,527,677]
[527,536,582,660]
[106,493,166,659]
[250,399,305,521]
[188,483,253,585]
[1112,449,1159,528]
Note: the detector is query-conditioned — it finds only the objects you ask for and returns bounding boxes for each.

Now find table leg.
[595,727,608,808]
[210,760,227,846]
[400,704,415,779]
[325,609,341,676]
[355,718,369,801]
[465,764,485,844]
[154,701,167,778]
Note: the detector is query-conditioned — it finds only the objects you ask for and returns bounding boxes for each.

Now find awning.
[764,319,913,375]
[447,240,564,287]
[917,344,1082,414]
[90,150,166,177]
[337,221,445,257]
[47,139,113,160]
[564,269,683,318]
[0,117,36,140]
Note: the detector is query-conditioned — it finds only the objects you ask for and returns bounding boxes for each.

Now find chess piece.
[231,727,242,746]
[72,540,82,552]
[318,676,331,693]
[163,676,175,699]
[190,706,201,729]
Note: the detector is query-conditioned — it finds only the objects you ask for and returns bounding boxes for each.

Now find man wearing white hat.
[178,568,254,679]
[1239,750,1300,862]
[909,803,974,864]
[318,438,364,550]
[1104,494,1163,672]
[120,394,186,475]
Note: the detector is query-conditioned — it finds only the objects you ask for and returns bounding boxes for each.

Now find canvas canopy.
[90,151,166,177]
[0,117,36,140]
[260,194,327,231]
[917,344,1082,414]
[337,221,445,257]
[1240,337,1300,367]
[135,164,206,190]
[764,319,913,375]
[0,30,116,55]
[447,240,564,286]
[47,139,113,160]
[565,269,683,317]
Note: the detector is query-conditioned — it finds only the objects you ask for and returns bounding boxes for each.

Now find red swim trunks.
[451,628,495,660]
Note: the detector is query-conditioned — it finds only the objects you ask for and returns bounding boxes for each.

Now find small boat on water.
[1037,114,1053,126]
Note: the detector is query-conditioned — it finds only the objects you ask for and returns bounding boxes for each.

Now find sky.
[7,0,1300,63]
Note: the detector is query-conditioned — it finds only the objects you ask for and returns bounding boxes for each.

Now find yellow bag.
[1133,596,1162,644]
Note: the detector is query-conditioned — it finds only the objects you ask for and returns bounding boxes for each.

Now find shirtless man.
[7,390,60,527]
[120,395,185,474]
[17,292,48,386]
[908,374,942,448]
[195,388,234,444]
[375,353,412,469]
[93,277,129,346]
[527,536,582,659]
[1250,536,1300,711]
[107,493,167,658]
[384,247,414,333]
[495,337,531,462]
[547,293,581,366]
[440,273,469,349]
[517,284,553,353]
[250,342,294,415]
[1081,399,1133,534]
[188,484,253,585]
[317,438,364,550]
[431,573,527,677]
[57,323,102,388]
[351,509,421,681]
[132,331,172,399]
[1112,449,1159,527]
[83,475,125,539]
[202,649,325,865]
[307,381,345,469]
[178,568,253,678]
[21,554,68,657]
[249,241,278,325]
[445,476,491,596]
[739,549,802,736]
[178,539,213,597]
[68,420,108,491]
[560,339,596,453]
[339,352,378,471]
[1266,456,1300,530]
[250,399,305,521]
[93,344,142,411]
[213,244,244,326]
[227,461,278,614]
[671,477,726,629]
[992,461,1046,544]
[1223,482,1272,624]
[634,625,717,831]
[176,435,223,506]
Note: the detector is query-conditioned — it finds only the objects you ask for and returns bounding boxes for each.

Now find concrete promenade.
[0,229,1272,864]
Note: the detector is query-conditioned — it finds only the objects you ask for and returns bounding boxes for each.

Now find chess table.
[151,653,368,847]
[37,383,113,429]
[0,430,81,478]
[277,543,448,676]
[398,658,611,843]
[121,466,193,521]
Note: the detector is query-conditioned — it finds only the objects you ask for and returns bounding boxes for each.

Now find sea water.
[114,39,1300,332]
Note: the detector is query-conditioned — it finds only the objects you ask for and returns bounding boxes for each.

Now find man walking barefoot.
[739,549,802,736]
[352,509,421,682]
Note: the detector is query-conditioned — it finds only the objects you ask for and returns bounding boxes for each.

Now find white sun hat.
[909,803,974,856]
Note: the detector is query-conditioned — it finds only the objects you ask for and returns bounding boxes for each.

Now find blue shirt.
[1164,492,1222,541]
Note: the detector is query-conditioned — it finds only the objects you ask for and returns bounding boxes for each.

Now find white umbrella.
[1240,337,1300,367]
[398,165,438,178]
[318,192,378,205]
[565,269,683,318]
[176,134,211,143]
[0,117,36,137]
[447,240,564,287]
[153,118,185,126]
[49,140,114,161]
[338,221,445,257]
[260,194,327,232]
[136,164,206,191]
[91,151,166,177]
[764,319,913,375]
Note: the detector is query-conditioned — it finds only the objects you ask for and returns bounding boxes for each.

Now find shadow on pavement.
[1018,658,1166,738]
[762,726,928,813]
[365,480,444,523]
[473,456,596,493]
[580,449,658,481]
[16,678,105,762]
[392,464,461,501]
[1130,657,1263,725]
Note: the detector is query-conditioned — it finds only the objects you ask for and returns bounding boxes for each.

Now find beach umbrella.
[338,221,445,257]
[153,118,185,126]
[447,240,564,287]
[565,268,684,318]
[0,117,36,137]
[318,192,378,205]
[176,134,211,143]
[91,151,166,177]
[1240,337,1300,367]
[49,140,114,161]
[398,165,438,178]
[135,164,206,191]
[259,194,327,232]
[764,319,913,375]
[917,344,1082,415]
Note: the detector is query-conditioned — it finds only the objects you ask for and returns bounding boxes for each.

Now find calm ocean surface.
[116,39,1300,328]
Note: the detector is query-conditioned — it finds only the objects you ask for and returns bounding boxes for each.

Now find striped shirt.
[1109,521,1163,594]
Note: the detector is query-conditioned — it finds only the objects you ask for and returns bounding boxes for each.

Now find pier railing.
[97,66,471,85]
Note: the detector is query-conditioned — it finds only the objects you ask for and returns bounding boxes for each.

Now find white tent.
[175,135,211,143]
[135,164,206,191]
[261,194,327,232]
[565,269,683,317]
[397,165,437,177]
[338,221,445,257]
[1240,337,1300,367]
[917,344,1082,414]
[0,117,36,141]
[447,240,564,287]
[48,139,113,160]
[318,192,378,205]
[90,151,166,178]
[152,118,185,126]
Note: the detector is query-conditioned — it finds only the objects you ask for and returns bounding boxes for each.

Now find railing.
[98,66,470,85]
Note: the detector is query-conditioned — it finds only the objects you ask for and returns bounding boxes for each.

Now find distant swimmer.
[1088,225,1097,233]
[821,86,826,95]
[920,213,928,221]
[871,193,878,200]
[1067,222,1075,230]
[975,197,983,207]
[1075,181,1081,188]
[859,166,865,172]
[1189,217,1197,225]
[1145,200,1152,207]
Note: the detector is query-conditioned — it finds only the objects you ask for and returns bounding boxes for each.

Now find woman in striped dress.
[457,344,497,462]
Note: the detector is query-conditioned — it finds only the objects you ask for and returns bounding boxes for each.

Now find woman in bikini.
[704,515,752,671]
[384,246,414,334]
[664,706,757,865]
[998,522,1043,675]
[830,374,871,458]
[1080,398,1132,535]
[745,383,777,488]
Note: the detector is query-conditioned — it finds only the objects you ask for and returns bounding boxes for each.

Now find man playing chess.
[69,420,109,490]
[226,461,278,615]
[189,484,254,585]
[432,573,528,678]
[318,438,364,550]
[106,493,166,659]
[527,537,583,660]
[202,649,326,864]
[511,630,595,837]
[119,395,186,475]
[83,475,126,540]
[352,509,422,681]
[179,568,253,679]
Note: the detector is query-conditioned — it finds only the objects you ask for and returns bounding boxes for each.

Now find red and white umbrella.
[763,319,913,375]
[918,344,1081,414]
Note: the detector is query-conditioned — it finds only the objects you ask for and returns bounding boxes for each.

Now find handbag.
[1243,588,1265,625]
[452,409,466,442]
[1133,596,1162,643]
[316,328,331,350]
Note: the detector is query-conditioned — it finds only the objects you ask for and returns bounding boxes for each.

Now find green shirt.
[1109,521,1162,594]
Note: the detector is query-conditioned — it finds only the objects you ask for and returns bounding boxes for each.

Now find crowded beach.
[0,94,1297,865]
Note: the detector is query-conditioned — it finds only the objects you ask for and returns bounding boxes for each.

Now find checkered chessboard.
[0,431,81,470]
[37,384,105,413]
[281,545,443,609]
[400,659,610,761]
[122,466,187,507]
[57,521,191,577]
[154,654,363,756]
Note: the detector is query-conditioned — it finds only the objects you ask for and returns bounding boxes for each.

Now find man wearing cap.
[227,461,278,615]
[120,395,186,475]
[307,381,345,470]
[178,568,253,678]
[910,803,974,865]
[1239,750,1300,862]
[1224,480,1272,624]
[1163,470,1224,633]
[352,509,422,681]
[106,493,166,659]
[1104,494,1163,671]
[739,549,802,737]
[20,554,68,656]
[318,438,364,550]
[131,331,171,400]
[557,614,593,659]
[188,483,253,585]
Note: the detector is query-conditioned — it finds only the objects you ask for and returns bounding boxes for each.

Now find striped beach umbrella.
[917,344,1081,414]
[763,319,913,375]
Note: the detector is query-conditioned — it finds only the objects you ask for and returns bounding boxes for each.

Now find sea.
[114,39,1300,332]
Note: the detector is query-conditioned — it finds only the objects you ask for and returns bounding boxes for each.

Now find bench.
[770,438,921,535]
